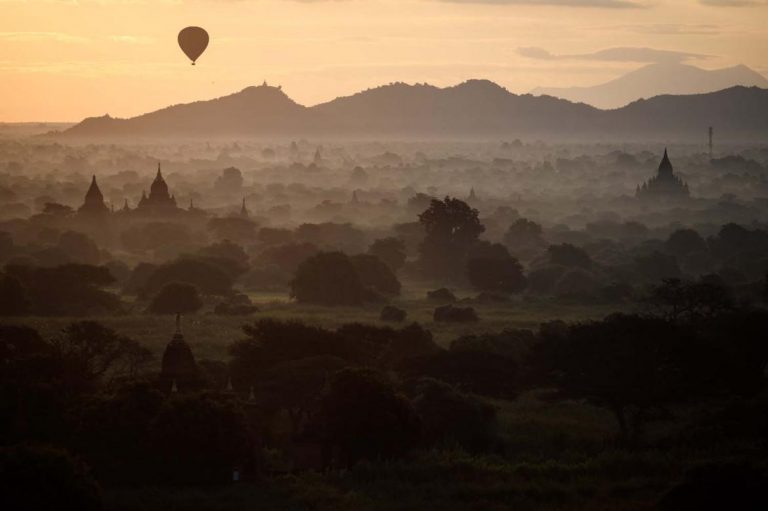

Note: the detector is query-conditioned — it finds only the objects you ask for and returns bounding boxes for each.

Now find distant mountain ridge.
[533,63,768,110]
[62,79,768,141]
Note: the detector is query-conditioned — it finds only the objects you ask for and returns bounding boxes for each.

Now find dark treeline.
[2,277,767,509]
[2,195,768,316]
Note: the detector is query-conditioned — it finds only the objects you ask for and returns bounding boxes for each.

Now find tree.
[710,223,768,259]
[122,262,157,296]
[5,264,121,316]
[120,222,192,254]
[547,243,592,269]
[407,378,498,453]
[140,258,234,298]
[52,321,149,392]
[380,305,407,322]
[418,197,485,281]
[0,446,102,511]
[665,229,707,257]
[207,217,258,244]
[229,320,354,384]
[214,166,243,193]
[379,323,440,368]
[701,309,768,395]
[634,251,681,282]
[295,223,367,254]
[214,294,258,315]
[42,202,74,216]
[197,240,249,273]
[147,282,203,314]
[533,314,699,444]
[433,304,479,323]
[404,348,517,399]
[466,242,527,293]
[255,242,319,274]
[555,268,601,297]
[291,252,366,306]
[0,325,67,444]
[150,393,253,484]
[350,254,401,296]
[229,320,430,388]
[0,273,29,316]
[252,355,349,437]
[58,231,101,265]
[258,227,294,246]
[368,237,407,272]
[503,218,543,248]
[643,277,733,322]
[71,382,164,484]
[315,368,421,466]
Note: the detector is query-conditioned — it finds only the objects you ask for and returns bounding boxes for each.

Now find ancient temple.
[636,149,690,200]
[159,314,200,393]
[78,175,109,216]
[136,163,178,213]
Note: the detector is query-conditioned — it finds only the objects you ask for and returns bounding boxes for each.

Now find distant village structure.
[636,149,690,200]
[78,163,194,218]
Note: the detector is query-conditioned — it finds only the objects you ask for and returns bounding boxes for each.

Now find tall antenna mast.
[708,126,713,160]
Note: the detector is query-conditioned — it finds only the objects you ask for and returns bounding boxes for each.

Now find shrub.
[213,294,258,316]
[351,254,401,296]
[408,378,498,452]
[0,445,102,511]
[140,259,234,298]
[433,304,479,323]
[380,305,407,322]
[0,273,29,315]
[290,252,366,306]
[368,237,407,272]
[315,368,421,466]
[150,393,254,484]
[426,288,456,303]
[147,282,203,314]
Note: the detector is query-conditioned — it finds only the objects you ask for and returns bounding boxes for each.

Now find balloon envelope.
[178,26,209,65]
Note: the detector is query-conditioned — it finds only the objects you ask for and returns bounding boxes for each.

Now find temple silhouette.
[78,175,110,216]
[636,149,690,200]
[136,163,178,213]
[159,314,201,393]
[78,163,189,218]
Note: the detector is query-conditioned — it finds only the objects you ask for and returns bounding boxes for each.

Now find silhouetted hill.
[64,84,316,138]
[604,85,768,139]
[533,63,768,110]
[313,80,599,136]
[62,80,768,141]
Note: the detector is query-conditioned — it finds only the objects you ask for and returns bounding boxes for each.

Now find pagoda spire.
[79,174,108,215]
[658,148,674,177]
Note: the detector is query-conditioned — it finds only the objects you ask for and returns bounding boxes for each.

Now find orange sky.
[0,0,766,121]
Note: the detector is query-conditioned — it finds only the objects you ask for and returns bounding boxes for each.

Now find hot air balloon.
[177,26,209,65]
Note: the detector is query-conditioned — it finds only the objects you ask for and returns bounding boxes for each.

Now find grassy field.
[5,290,631,364]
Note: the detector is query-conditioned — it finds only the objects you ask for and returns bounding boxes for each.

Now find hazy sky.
[1,0,766,121]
